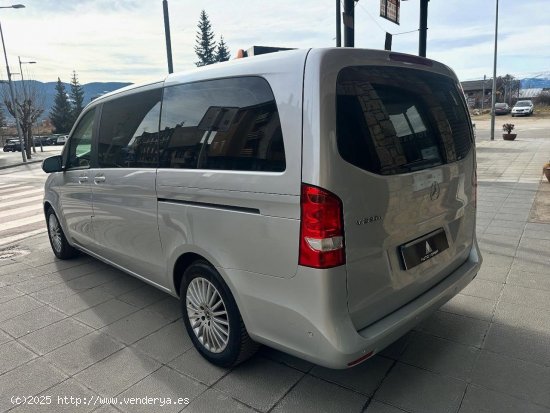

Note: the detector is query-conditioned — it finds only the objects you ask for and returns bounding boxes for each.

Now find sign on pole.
[380,0,400,25]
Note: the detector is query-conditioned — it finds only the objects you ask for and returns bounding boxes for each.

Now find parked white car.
[56,135,69,145]
[511,100,534,116]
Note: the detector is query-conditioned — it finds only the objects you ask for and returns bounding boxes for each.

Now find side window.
[66,108,95,169]
[97,88,161,168]
[159,77,285,172]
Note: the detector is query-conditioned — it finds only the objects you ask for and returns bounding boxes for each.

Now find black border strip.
[158,198,260,215]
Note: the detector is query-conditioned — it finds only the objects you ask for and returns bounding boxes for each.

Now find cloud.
[28,0,140,13]
[0,0,547,84]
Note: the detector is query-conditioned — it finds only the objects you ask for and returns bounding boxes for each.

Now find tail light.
[299,184,345,269]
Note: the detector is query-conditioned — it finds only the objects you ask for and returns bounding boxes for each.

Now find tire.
[46,208,78,259]
[180,261,259,368]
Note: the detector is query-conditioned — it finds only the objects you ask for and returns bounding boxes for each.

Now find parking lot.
[1,122,550,412]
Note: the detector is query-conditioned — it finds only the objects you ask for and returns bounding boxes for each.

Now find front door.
[58,108,98,248]
[91,87,166,286]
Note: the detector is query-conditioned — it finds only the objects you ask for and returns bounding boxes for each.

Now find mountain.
[520,72,550,89]
[2,80,132,121]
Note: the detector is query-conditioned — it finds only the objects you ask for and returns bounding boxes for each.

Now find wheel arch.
[173,252,208,297]
[43,200,53,217]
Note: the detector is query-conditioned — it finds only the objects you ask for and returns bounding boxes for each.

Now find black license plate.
[400,229,449,270]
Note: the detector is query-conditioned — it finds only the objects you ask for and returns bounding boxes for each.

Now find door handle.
[94,176,106,183]
[78,176,88,183]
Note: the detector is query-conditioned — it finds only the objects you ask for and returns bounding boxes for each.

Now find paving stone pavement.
[1,135,550,413]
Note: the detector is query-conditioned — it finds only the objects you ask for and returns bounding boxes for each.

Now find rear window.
[516,101,531,107]
[337,66,472,175]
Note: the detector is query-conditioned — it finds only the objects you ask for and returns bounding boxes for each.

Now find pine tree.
[49,78,72,133]
[194,10,217,66]
[70,70,85,124]
[216,35,230,62]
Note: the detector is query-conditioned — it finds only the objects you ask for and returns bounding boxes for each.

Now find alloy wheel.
[48,213,62,253]
[186,277,230,353]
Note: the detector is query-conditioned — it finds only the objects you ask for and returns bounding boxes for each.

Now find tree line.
[48,9,228,137]
[0,70,84,159]
[2,9,228,159]
[194,10,230,66]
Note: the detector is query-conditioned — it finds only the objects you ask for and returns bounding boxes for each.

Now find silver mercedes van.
[42,48,481,369]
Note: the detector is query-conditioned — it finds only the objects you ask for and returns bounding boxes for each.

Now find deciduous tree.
[2,80,45,159]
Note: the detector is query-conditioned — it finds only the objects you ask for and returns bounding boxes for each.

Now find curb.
[0,158,44,170]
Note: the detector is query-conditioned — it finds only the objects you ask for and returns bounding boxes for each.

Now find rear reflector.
[347,350,374,367]
[299,184,345,269]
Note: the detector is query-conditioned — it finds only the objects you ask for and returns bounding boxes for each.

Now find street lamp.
[18,56,35,99]
[490,0,499,141]
[162,0,173,74]
[19,57,35,74]
[0,3,26,162]
[19,57,40,152]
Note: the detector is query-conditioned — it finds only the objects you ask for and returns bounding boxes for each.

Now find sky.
[1,0,548,85]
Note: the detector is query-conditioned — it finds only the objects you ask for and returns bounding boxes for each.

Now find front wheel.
[180,261,258,368]
[46,208,78,259]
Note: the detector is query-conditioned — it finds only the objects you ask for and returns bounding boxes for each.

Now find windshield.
[495,103,507,108]
[516,101,532,107]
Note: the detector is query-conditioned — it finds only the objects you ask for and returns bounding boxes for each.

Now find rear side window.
[159,76,285,172]
[337,66,472,175]
[97,88,162,168]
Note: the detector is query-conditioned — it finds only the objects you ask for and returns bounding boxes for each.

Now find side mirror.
[42,155,63,173]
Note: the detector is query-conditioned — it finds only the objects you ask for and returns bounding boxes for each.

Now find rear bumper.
[225,240,482,369]
[354,241,481,358]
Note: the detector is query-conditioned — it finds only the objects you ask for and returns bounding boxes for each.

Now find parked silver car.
[42,48,481,369]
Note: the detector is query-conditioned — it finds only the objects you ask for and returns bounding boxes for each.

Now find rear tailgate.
[332,63,476,330]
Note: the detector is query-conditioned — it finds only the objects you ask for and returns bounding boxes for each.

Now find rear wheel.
[180,261,258,367]
[46,208,78,259]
